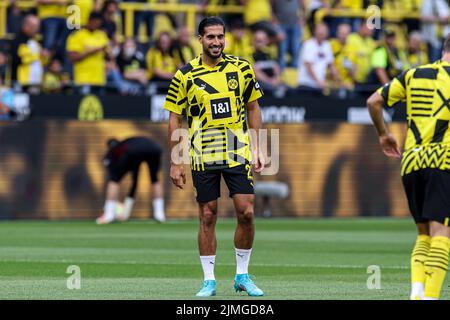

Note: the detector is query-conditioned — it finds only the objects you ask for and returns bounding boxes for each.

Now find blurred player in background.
[165,17,265,297]
[96,136,166,224]
[367,34,450,300]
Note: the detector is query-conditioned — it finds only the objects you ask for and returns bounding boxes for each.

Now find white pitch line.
[0,258,410,270]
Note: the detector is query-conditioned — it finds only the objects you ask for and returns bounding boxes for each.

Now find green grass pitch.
[0,218,448,300]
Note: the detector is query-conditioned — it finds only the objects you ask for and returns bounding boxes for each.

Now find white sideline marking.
[0,258,410,270]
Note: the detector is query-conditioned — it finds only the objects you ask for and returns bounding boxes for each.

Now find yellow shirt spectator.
[74,0,94,27]
[346,32,376,83]
[172,45,196,67]
[243,0,272,26]
[330,38,356,86]
[37,0,67,19]
[146,48,177,80]
[408,50,428,68]
[225,31,254,62]
[43,72,62,92]
[383,0,421,12]
[402,0,422,12]
[66,28,109,85]
[338,0,362,9]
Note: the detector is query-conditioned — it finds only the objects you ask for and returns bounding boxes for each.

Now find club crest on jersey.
[228,78,238,90]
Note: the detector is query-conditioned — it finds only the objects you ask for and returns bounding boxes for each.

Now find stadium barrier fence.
[15,92,406,122]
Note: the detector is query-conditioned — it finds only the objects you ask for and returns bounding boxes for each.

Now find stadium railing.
[314,7,420,26]
[0,2,423,40]
[0,1,244,40]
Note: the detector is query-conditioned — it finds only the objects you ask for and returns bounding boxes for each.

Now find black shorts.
[402,169,450,225]
[109,153,161,183]
[191,164,254,203]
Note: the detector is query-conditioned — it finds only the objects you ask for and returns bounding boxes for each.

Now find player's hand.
[170,164,186,189]
[254,149,265,173]
[379,133,401,159]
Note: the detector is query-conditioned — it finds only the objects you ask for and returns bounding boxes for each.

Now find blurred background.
[0,0,444,220]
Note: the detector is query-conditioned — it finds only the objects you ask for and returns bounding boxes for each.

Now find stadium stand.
[0,0,444,99]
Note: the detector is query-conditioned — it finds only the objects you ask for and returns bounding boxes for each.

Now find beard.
[204,45,223,59]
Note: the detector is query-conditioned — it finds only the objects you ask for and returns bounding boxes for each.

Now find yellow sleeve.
[66,32,83,53]
[99,31,109,47]
[163,70,187,114]
[377,70,408,108]
[242,62,263,104]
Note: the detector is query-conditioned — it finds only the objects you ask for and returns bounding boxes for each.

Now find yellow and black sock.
[424,236,450,299]
[410,235,430,298]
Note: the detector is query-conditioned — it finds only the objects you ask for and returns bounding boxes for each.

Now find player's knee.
[201,212,216,228]
[237,205,254,226]
[200,205,217,228]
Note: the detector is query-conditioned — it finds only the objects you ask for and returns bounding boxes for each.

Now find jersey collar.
[198,53,227,70]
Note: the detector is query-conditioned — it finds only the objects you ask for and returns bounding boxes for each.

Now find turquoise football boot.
[196,280,217,297]
[234,274,264,296]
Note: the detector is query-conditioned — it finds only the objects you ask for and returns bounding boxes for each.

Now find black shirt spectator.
[252,29,282,95]
[253,50,276,78]
[116,38,148,85]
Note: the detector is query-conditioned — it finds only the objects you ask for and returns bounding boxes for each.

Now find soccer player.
[96,137,166,224]
[367,35,450,300]
[164,17,265,297]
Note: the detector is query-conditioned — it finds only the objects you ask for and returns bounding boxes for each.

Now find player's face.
[199,25,225,60]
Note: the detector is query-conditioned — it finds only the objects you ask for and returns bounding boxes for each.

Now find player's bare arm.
[367,91,401,159]
[168,111,186,189]
[246,100,265,173]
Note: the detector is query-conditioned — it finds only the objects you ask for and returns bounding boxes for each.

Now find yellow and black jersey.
[378,60,450,175]
[163,54,263,171]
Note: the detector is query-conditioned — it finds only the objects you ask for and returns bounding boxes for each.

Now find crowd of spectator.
[0,0,449,99]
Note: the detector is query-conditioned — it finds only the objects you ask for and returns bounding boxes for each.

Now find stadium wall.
[0,120,409,220]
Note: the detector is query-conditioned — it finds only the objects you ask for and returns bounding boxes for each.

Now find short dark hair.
[230,19,244,30]
[49,58,62,66]
[198,16,225,36]
[89,11,103,21]
[444,35,450,53]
